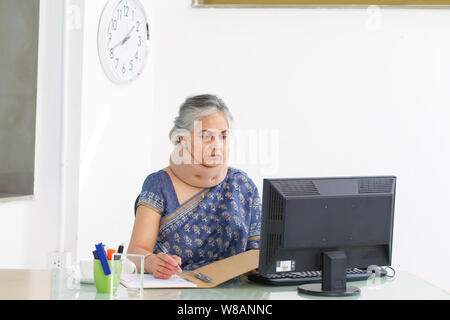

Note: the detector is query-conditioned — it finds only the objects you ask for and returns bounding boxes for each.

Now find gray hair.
[169,94,234,145]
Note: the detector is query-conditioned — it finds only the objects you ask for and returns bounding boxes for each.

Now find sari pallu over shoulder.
[159,188,210,240]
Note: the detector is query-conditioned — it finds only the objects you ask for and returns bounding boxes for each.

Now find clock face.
[98,0,149,84]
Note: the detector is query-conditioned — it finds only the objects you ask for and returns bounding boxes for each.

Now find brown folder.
[120,249,259,289]
[179,249,259,288]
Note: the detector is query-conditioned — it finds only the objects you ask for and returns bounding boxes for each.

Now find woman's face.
[181,112,229,167]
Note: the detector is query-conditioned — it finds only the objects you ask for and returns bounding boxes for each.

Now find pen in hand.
[155,241,183,273]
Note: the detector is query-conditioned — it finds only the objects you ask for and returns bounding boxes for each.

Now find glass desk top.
[47,269,449,300]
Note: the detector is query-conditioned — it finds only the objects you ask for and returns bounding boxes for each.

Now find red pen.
[107,249,116,260]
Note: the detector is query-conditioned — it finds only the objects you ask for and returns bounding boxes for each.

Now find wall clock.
[98,0,149,84]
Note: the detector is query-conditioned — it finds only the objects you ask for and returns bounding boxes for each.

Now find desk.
[0,269,448,300]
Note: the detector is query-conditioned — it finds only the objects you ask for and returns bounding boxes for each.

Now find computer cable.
[384,266,396,279]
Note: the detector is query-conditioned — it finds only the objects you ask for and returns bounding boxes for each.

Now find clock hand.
[109,25,136,51]
[121,25,135,45]
[110,36,129,51]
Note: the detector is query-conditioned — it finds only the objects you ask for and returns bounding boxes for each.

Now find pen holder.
[93,259,122,293]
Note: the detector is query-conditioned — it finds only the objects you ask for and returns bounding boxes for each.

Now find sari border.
[160,188,210,225]
[137,202,163,215]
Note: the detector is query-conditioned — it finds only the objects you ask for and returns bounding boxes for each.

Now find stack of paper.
[120,273,197,289]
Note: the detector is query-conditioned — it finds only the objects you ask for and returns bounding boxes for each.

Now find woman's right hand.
[146,252,182,279]
[128,205,182,279]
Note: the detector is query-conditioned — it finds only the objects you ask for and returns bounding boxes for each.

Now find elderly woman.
[128,95,261,279]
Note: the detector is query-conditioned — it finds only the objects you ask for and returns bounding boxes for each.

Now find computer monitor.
[258,175,396,297]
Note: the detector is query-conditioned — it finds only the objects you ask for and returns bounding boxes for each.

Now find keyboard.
[247,268,387,286]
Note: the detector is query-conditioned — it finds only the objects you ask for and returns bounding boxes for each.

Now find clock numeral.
[138,35,142,47]
[124,5,129,17]
[117,9,122,21]
[109,49,114,59]
[122,65,126,74]
[108,31,112,41]
[136,21,140,33]
[129,60,133,71]
[115,58,119,69]
[135,51,139,60]
[112,19,117,30]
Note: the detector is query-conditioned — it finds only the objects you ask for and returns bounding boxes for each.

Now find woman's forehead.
[193,113,229,132]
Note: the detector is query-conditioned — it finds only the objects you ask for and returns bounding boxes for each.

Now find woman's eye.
[203,135,212,141]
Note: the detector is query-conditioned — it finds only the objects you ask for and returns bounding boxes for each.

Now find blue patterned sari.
[136,167,261,271]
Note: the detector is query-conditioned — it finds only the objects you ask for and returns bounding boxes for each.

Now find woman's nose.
[210,136,223,149]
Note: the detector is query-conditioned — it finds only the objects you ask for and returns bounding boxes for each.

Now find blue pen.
[156,241,182,272]
[95,243,111,275]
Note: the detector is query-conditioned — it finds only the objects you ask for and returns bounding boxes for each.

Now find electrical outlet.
[48,251,72,269]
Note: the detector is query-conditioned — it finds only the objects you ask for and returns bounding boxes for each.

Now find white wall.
[77,0,156,262]
[76,1,449,291]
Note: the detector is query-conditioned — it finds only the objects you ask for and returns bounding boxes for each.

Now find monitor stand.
[297,251,361,297]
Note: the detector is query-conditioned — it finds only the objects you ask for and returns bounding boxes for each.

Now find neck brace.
[169,143,228,188]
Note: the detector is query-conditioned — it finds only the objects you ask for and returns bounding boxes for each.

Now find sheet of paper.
[120,273,197,289]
